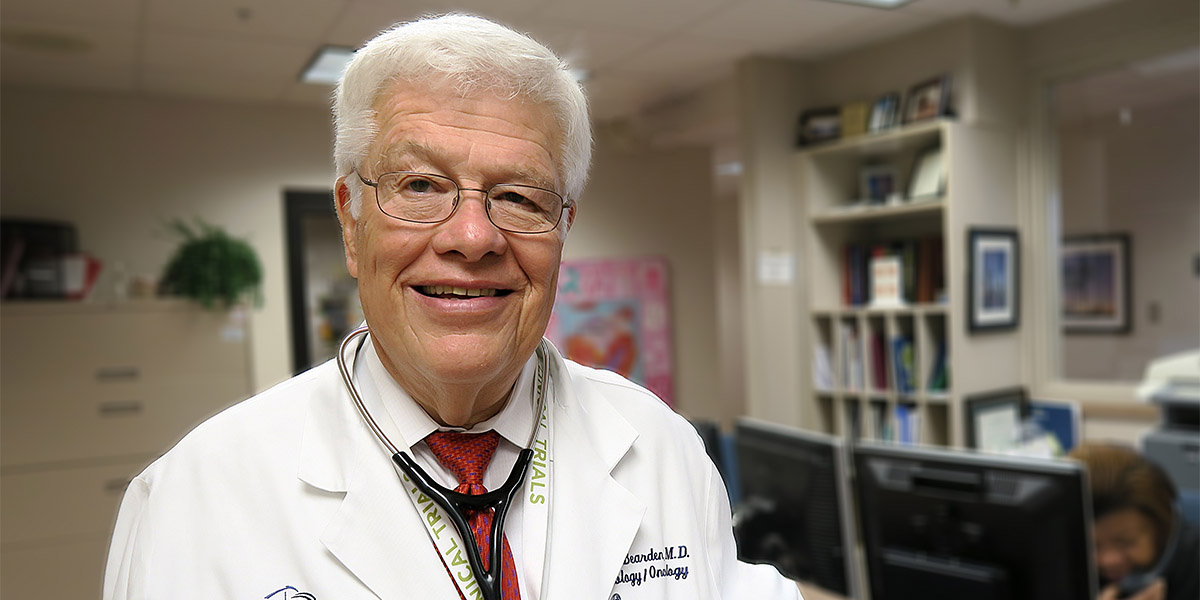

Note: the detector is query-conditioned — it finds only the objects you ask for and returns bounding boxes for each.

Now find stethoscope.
[336,325,548,600]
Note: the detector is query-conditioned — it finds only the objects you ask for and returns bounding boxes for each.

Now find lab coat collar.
[540,342,647,599]
[298,345,461,597]
[295,339,646,599]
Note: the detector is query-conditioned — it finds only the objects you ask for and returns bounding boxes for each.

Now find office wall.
[567,135,725,422]
[1059,95,1200,381]
[1,88,725,420]
[1,89,332,393]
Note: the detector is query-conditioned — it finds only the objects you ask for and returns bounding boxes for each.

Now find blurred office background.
[1,0,1196,597]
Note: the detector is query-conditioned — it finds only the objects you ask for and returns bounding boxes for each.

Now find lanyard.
[337,328,554,599]
[396,374,553,599]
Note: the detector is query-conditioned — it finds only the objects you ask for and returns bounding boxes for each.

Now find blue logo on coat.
[265,586,316,600]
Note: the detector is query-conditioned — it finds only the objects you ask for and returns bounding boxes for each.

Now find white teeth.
[421,285,499,297]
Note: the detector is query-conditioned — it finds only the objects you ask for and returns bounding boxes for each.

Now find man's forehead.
[374,140,555,186]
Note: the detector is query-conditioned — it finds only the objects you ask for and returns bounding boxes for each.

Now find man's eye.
[405,178,436,193]
[493,191,532,205]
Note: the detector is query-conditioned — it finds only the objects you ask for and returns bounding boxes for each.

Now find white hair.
[333,13,592,220]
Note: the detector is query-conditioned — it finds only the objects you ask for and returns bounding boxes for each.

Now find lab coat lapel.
[543,353,647,600]
[296,361,458,598]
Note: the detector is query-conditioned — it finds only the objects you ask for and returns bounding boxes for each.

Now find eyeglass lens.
[375,172,563,233]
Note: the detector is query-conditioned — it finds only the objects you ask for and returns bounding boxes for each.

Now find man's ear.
[563,201,577,232]
[334,176,360,278]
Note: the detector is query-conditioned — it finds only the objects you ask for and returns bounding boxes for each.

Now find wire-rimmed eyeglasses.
[356,170,570,235]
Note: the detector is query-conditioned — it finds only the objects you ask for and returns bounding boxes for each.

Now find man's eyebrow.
[376,141,557,190]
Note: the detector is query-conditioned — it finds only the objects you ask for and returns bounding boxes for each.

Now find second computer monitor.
[854,442,1096,600]
[734,418,859,597]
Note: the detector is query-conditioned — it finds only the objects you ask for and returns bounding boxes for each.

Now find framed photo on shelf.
[964,387,1029,452]
[907,145,944,200]
[903,74,951,124]
[968,228,1019,332]
[1061,233,1131,334]
[796,107,841,146]
[868,92,901,132]
[859,164,898,204]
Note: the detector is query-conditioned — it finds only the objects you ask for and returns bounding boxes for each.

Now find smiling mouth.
[415,285,513,299]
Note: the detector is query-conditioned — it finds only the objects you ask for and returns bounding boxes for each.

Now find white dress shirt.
[357,341,543,599]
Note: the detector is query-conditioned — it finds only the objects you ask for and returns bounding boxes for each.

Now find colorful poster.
[546,256,674,406]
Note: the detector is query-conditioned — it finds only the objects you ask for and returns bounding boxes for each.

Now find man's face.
[336,79,571,421]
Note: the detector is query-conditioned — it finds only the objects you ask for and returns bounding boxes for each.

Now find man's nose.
[431,190,508,260]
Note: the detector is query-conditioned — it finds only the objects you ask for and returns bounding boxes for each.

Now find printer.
[1138,350,1199,523]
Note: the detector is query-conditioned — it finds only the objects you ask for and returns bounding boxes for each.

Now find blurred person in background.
[1071,443,1199,600]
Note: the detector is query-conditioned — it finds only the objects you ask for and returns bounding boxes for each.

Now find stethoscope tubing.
[336,325,547,600]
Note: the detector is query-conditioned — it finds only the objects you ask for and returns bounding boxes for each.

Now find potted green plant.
[159,219,262,308]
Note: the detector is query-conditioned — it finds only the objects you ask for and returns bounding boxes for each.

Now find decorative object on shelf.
[1061,233,1131,334]
[964,386,1029,452]
[858,164,898,204]
[868,92,901,132]
[159,219,263,309]
[967,227,1020,332]
[796,107,841,146]
[907,144,945,200]
[870,255,905,308]
[840,100,871,138]
[903,74,952,123]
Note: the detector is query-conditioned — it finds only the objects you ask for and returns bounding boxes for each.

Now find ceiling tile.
[800,10,941,59]
[1,61,137,93]
[321,0,449,47]
[688,0,887,52]
[432,0,552,22]
[517,20,662,72]
[907,0,1119,24]
[529,0,738,34]
[141,68,287,103]
[606,35,750,77]
[1,19,138,67]
[143,31,315,79]
[0,0,141,26]
[146,0,350,42]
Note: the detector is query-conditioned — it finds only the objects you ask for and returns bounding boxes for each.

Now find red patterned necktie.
[424,430,522,600]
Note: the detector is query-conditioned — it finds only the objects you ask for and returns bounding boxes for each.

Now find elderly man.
[104,14,801,600]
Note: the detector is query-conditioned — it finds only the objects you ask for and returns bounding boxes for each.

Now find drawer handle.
[98,401,143,416]
[96,366,140,381]
[104,477,132,494]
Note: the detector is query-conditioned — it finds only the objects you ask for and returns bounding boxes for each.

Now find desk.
[797,581,850,600]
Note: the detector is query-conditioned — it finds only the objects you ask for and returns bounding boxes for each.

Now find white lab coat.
[104,344,801,600]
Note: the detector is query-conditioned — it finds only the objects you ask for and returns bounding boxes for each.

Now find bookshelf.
[799,119,1021,448]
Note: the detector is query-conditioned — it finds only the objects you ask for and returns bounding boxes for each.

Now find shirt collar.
[360,339,537,450]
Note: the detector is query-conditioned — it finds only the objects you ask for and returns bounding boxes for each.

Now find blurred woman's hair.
[1071,442,1178,546]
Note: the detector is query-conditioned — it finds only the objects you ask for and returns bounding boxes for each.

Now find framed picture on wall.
[968,228,1019,332]
[1061,233,1131,334]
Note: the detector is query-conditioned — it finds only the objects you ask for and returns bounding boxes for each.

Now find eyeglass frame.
[354,169,573,235]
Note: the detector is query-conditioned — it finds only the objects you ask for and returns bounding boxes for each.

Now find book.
[870,331,888,392]
[844,236,943,306]
[813,343,834,391]
[895,404,921,445]
[928,341,949,392]
[891,336,915,394]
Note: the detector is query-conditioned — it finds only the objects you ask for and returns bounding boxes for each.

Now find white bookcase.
[797,119,1021,448]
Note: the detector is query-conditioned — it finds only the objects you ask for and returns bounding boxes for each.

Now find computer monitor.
[690,418,725,475]
[854,442,1096,600]
[733,418,860,597]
